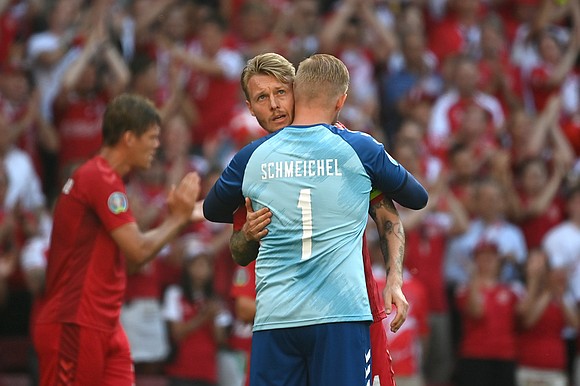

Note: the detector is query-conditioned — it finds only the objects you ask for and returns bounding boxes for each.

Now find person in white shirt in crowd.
[445,177,528,288]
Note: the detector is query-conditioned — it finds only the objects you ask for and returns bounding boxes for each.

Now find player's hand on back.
[242,197,272,242]
[167,172,201,224]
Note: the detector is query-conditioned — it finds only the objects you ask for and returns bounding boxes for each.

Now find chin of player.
[271,120,290,132]
[140,156,154,170]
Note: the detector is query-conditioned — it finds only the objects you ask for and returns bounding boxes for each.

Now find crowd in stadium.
[0,0,579,385]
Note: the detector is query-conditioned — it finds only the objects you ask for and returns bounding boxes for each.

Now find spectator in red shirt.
[527,1,580,112]
[455,240,521,386]
[452,104,501,170]
[504,95,575,173]
[152,1,193,72]
[26,0,83,121]
[0,1,34,64]
[516,249,579,386]
[0,63,60,201]
[160,114,209,191]
[428,0,482,65]
[427,55,505,160]
[528,27,580,113]
[401,181,469,386]
[162,238,230,386]
[477,14,524,114]
[513,156,567,249]
[393,137,470,386]
[319,0,396,134]
[52,15,130,185]
[121,159,172,376]
[561,111,580,157]
[271,0,321,67]
[229,1,280,61]
[128,53,196,126]
[447,143,480,217]
[173,13,245,157]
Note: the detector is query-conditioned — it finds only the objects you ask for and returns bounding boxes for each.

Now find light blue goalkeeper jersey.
[204,123,428,331]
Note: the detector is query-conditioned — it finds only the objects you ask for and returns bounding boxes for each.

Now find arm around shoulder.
[390,170,429,210]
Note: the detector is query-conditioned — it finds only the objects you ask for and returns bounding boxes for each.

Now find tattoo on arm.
[370,197,405,276]
[230,230,259,266]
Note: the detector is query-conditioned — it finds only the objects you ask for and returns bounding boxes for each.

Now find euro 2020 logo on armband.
[108,192,128,214]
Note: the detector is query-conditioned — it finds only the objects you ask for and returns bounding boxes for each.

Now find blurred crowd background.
[0,0,579,385]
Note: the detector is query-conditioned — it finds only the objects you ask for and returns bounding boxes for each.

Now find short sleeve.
[82,162,135,232]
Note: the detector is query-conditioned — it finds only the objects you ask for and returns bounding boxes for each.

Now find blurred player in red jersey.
[32,94,201,386]
[226,52,406,386]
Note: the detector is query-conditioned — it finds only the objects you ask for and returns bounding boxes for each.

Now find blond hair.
[294,54,349,104]
[240,53,296,101]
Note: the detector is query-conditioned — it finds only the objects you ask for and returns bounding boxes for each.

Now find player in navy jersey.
[33,94,201,386]
[230,52,407,386]
[204,54,428,386]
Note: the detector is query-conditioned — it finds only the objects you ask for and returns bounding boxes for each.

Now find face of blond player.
[245,74,294,133]
[129,124,161,170]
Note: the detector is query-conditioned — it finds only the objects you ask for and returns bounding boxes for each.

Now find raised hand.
[167,172,201,225]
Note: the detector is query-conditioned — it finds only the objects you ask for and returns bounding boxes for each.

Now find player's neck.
[99,147,132,177]
[292,106,336,126]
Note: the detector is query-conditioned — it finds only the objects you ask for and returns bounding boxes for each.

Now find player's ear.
[335,93,347,112]
[246,100,256,117]
[123,130,135,146]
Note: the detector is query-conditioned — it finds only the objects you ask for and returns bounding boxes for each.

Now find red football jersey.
[164,290,219,382]
[529,64,560,112]
[456,284,519,360]
[36,156,135,332]
[404,223,449,313]
[517,193,565,249]
[518,300,567,370]
[52,93,108,169]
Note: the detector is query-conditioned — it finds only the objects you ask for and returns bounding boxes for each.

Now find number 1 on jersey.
[298,189,313,260]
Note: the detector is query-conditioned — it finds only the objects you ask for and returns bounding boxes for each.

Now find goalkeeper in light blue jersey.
[204,54,428,386]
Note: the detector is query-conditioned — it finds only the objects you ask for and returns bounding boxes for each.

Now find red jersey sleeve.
[82,157,135,232]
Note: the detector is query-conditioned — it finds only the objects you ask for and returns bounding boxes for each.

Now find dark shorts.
[34,322,134,386]
[250,321,371,386]
[456,357,516,386]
